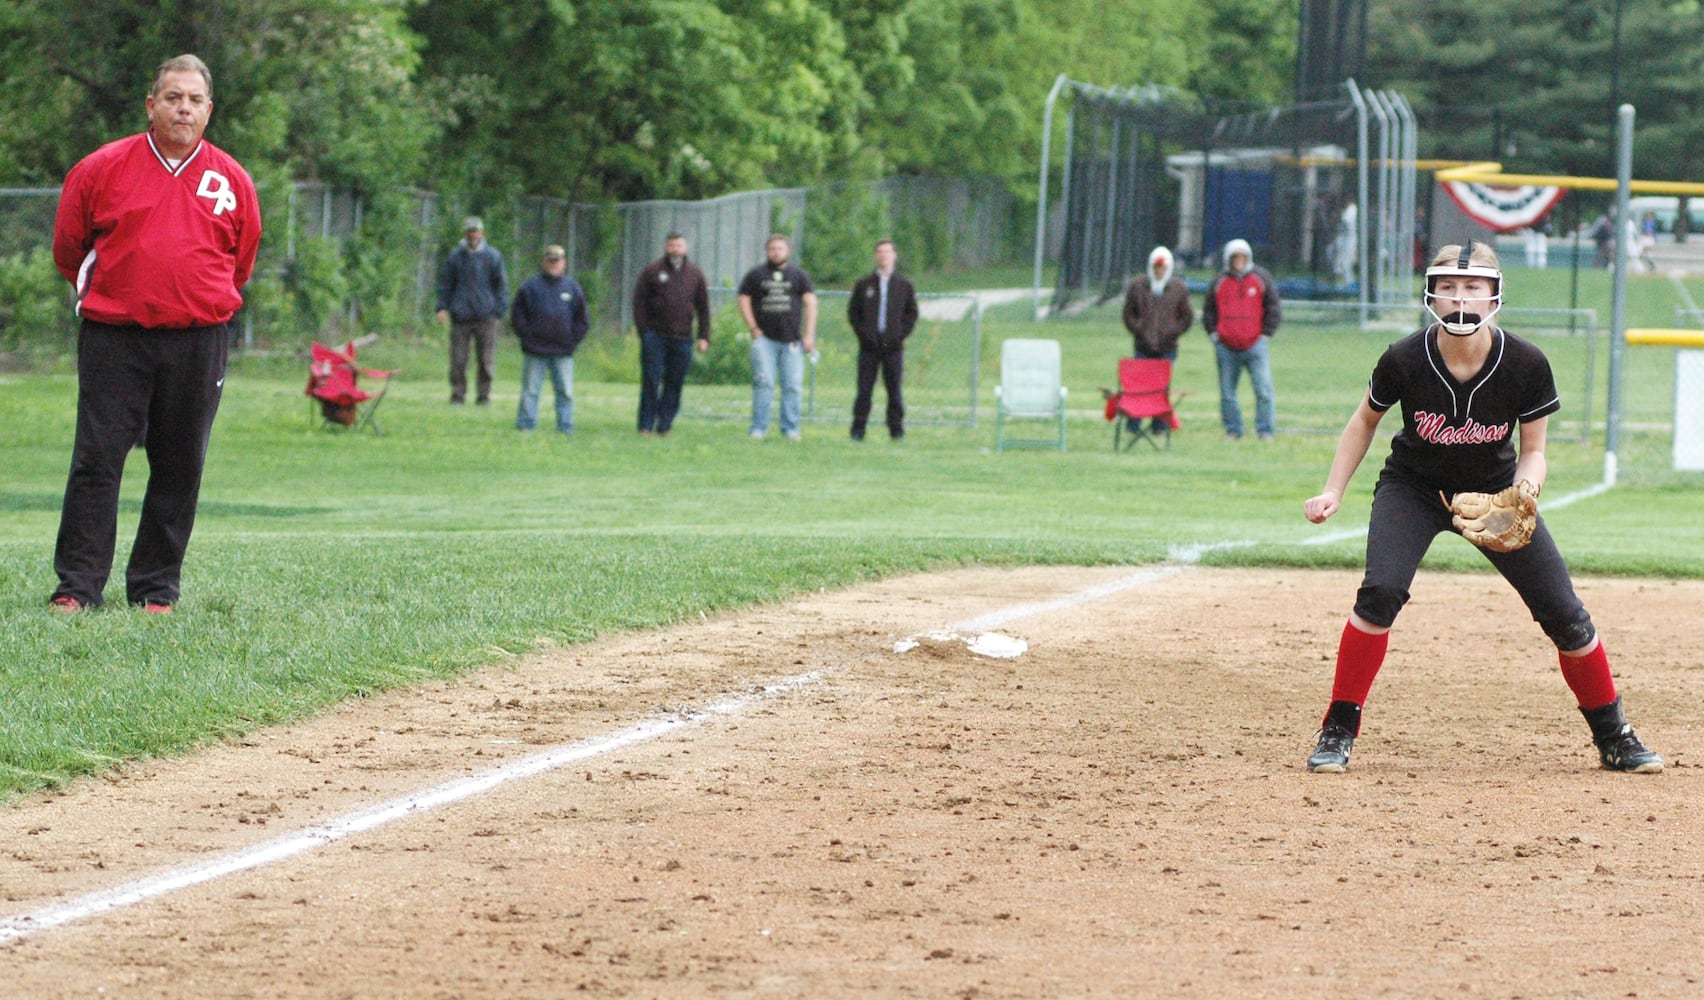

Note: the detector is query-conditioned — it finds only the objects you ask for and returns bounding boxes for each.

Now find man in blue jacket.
[436,216,508,405]
[509,245,588,434]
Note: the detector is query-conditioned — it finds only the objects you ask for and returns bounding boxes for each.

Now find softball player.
[1300,241,1661,774]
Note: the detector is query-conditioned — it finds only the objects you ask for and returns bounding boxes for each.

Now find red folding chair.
[1101,358,1187,451]
[305,340,396,435]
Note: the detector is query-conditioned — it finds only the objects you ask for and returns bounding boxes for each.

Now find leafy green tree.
[867,0,1029,181]
[0,0,434,189]
[1367,0,1704,189]
[802,182,891,285]
[1180,0,1298,109]
[408,0,864,201]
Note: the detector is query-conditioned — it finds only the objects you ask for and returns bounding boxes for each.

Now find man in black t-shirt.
[736,234,817,440]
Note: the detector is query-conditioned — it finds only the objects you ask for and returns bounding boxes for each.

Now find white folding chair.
[994,338,1067,451]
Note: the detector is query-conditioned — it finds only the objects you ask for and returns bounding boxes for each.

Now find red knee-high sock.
[1329,620,1389,708]
[1559,640,1618,710]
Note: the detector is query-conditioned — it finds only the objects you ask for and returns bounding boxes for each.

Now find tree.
[0,0,434,190]
[1183,0,1299,109]
[408,0,866,202]
[1366,0,1704,189]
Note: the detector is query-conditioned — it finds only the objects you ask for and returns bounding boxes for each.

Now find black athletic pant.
[851,343,905,438]
[53,320,229,607]
[1355,476,1590,646]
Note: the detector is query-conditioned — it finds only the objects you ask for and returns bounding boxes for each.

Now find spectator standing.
[737,234,817,440]
[48,53,262,614]
[509,245,588,434]
[846,239,919,441]
[436,216,508,405]
[1590,212,1614,269]
[632,232,711,436]
[1638,212,1658,271]
[1201,238,1281,440]
[1121,245,1195,434]
[1332,200,1358,285]
[1522,218,1550,270]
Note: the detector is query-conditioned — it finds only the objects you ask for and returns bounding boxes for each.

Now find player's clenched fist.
[1304,490,1341,523]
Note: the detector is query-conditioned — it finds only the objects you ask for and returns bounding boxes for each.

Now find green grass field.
[2,264,1701,798]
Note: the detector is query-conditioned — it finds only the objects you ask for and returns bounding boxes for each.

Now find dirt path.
[2,566,1700,998]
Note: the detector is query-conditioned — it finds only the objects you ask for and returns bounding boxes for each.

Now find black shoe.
[850,429,865,441]
[1596,727,1663,772]
[1581,698,1663,773]
[1307,725,1355,772]
[1307,700,1361,773]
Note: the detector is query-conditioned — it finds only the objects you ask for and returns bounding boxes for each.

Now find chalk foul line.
[0,672,824,946]
[0,492,1620,948]
[0,564,1192,946]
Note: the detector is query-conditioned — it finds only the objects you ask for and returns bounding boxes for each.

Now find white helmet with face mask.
[1424,240,1503,336]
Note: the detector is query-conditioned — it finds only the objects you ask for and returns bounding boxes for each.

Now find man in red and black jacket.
[48,53,262,614]
[1200,238,1281,440]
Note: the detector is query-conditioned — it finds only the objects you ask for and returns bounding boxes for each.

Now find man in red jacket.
[1200,238,1281,440]
[48,54,262,614]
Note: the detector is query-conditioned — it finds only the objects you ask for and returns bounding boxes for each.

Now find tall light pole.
[1610,0,1624,169]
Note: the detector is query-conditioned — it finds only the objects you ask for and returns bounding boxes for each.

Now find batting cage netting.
[1035,78,1416,322]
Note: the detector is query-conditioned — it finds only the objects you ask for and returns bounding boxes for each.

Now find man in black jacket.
[846,239,919,441]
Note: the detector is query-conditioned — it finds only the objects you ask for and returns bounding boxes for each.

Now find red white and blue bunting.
[1441,182,1565,233]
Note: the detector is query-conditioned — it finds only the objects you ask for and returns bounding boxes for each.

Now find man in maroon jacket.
[48,54,262,614]
[1200,238,1281,440]
[632,232,711,436]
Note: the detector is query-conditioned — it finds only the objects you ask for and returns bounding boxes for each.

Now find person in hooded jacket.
[1201,238,1281,440]
[509,245,588,434]
[436,216,509,405]
[1121,245,1195,434]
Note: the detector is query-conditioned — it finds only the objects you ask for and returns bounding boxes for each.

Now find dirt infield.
[2,566,1701,998]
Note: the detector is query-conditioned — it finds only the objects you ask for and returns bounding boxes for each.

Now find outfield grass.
[2,266,1701,797]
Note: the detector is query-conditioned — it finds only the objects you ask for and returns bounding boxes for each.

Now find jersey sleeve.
[1518,346,1562,423]
[1366,345,1402,412]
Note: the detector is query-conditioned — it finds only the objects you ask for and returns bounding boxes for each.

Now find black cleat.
[1595,726,1663,773]
[1306,700,1362,773]
[1307,725,1355,772]
[1580,697,1664,773]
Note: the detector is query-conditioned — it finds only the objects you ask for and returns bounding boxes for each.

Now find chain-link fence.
[1270,300,1599,444]
[675,288,985,428]
[0,177,1023,362]
[517,188,808,332]
[0,188,69,359]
